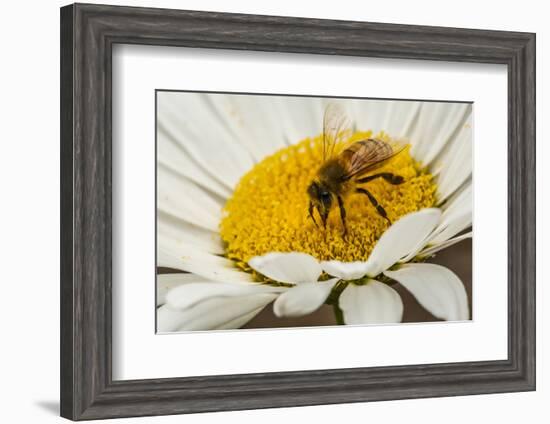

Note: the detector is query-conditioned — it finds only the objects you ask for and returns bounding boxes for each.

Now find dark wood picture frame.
[60,3,536,421]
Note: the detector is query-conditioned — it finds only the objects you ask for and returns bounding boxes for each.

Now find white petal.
[157,128,231,198]
[157,304,190,332]
[321,260,371,281]
[157,273,211,306]
[429,185,472,245]
[158,242,231,267]
[381,210,441,263]
[324,209,441,279]
[440,180,472,212]
[384,263,469,321]
[166,281,284,311]
[350,99,421,139]
[409,103,471,166]
[215,306,267,330]
[179,294,276,331]
[383,101,423,138]
[158,210,224,255]
[419,232,472,257]
[160,277,282,331]
[157,246,254,283]
[248,252,322,284]
[432,121,472,202]
[158,92,254,188]
[339,280,403,324]
[209,95,290,161]
[157,163,222,232]
[273,278,339,317]
[157,292,276,332]
[350,99,390,134]
[274,97,324,145]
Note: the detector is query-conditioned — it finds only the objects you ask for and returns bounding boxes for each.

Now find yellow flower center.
[220,131,437,268]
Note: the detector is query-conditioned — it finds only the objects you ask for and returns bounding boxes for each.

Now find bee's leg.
[356,188,392,224]
[337,195,347,239]
[357,173,404,185]
[308,201,319,228]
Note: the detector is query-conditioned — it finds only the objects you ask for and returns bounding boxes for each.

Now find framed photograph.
[156,90,474,332]
[60,3,535,420]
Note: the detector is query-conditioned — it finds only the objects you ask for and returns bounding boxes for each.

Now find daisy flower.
[156,92,472,332]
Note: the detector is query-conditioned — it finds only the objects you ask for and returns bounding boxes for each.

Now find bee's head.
[307,181,333,228]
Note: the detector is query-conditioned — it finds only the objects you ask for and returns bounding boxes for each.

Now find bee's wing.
[340,138,406,180]
[323,103,352,161]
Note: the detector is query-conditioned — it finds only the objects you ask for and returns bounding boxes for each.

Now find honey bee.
[307,103,405,237]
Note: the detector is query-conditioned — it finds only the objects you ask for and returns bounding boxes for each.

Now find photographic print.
[156,91,472,333]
